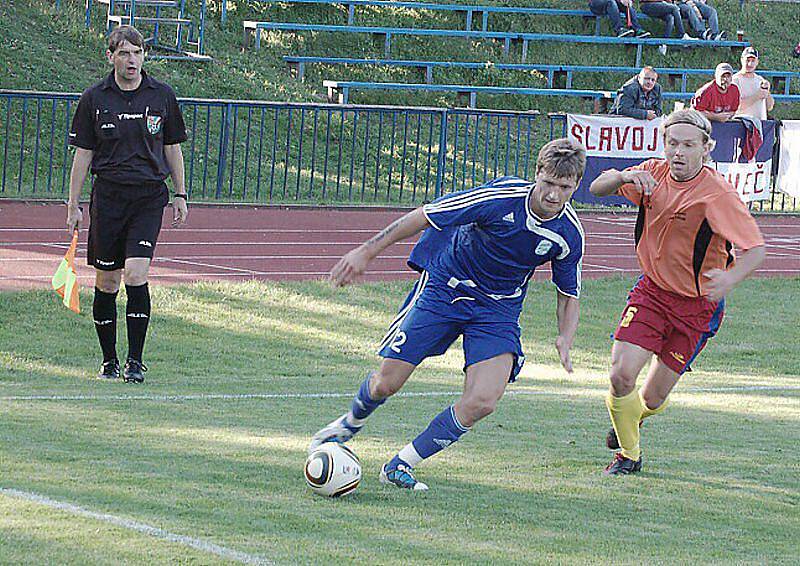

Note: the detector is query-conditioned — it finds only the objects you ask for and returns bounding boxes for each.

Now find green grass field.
[1,276,798,564]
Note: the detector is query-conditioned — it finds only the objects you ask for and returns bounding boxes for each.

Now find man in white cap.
[733,47,774,120]
[691,62,740,122]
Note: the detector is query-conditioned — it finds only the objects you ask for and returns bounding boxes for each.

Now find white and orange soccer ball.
[304,442,361,497]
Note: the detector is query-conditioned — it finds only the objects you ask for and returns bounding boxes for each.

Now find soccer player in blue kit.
[309,138,587,490]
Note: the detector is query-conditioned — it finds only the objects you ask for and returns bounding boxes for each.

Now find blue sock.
[390,406,470,468]
[346,372,385,427]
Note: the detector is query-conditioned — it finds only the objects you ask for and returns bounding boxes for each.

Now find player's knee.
[124,268,149,286]
[609,366,636,396]
[95,271,121,293]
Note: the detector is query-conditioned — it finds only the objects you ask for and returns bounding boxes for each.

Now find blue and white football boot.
[308,413,362,455]
[379,461,429,491]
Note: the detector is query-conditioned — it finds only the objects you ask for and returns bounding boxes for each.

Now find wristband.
[173,194,188,200]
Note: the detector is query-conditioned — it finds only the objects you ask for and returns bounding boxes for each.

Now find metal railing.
[1,90,796,211]
[0,90,547,206]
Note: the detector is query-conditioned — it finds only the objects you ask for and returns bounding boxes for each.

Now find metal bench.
[244,22,748,64]
[322,79,800,108]
[286,57,800,95]
[227,0,635,34]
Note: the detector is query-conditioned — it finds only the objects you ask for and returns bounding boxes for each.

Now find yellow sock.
[639,390,669,419]
[606,390,645,461]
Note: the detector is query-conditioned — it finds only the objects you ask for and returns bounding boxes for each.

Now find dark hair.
[536,138,586,182]
[108,25,145,53]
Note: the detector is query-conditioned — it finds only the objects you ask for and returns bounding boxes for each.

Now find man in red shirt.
[589,108,765,475]
[691,62,740,122]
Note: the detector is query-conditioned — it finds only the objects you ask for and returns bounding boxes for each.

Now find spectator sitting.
[677,1,725,41]
[639,0,697,55]
[733,47,774,120]
[610,66,663,120]
[691,62,740,122]
[589,0,651,38]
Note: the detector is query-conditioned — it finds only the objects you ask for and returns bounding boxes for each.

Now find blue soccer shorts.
[377,271,526,382]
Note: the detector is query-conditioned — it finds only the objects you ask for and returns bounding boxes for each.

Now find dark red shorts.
[614,276,725,374]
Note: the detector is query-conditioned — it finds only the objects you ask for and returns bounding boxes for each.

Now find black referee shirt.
[69,70,187,186]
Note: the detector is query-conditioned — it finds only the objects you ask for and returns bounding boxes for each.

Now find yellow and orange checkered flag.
[51,230,80,313]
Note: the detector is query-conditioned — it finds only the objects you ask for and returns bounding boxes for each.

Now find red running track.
[1,201,798,290]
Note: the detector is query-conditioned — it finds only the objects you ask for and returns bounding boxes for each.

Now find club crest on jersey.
[146,115,162,135]
[535,240,553,255]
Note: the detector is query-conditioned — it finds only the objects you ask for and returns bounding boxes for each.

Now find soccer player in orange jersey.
[589,108,766,475]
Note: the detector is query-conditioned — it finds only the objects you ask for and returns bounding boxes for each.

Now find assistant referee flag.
[52,230,80,313]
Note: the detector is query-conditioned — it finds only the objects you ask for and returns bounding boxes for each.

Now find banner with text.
[566,114,775,205]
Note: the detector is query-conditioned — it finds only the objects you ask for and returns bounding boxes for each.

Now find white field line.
[1,384,798,403]
[0,488,271,566]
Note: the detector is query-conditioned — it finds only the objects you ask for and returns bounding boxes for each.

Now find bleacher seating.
[285,57,800,94]
[226,0,650,34]
[243,22,748,66]
[322,79,800,108]
[85,0,211,61]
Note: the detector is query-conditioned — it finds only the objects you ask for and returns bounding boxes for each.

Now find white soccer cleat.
[308,413,361,454]
[379,463,429,491]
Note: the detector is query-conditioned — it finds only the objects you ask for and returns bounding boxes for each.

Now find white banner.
[567,114,664,158]
[776,120,800,198]
[711,160,773,202]
[567,114,773,203]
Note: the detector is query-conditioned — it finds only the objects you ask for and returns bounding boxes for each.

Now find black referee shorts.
[87,177,169,271]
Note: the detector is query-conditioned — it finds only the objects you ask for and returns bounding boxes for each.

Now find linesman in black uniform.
[67,26,188,383]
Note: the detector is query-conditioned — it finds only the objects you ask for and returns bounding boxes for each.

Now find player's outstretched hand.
[330,247,370,287]
[621,169,657,196]
[703,268,734,302]
[555,335,573,373]
[172,198,188,227]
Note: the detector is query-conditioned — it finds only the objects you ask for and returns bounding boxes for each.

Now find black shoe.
[98,359,120,379]
[605,421,643,450]
[123,358,148,383]
[616,28,635,38]
[604,452,643,475]
[714,31,727,41]
[635,30,651,39]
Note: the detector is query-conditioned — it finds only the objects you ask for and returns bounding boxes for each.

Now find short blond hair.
[536,138,586,182]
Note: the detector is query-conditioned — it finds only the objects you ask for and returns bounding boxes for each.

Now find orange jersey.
[619,159,764,298]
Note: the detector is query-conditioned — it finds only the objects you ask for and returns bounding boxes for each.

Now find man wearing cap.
[733,47,774,120]
[691,62,740,122]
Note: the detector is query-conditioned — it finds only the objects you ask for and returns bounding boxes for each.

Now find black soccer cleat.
[123,358,148,383]
[605,421,643,450]
[603,452,643,475]
[98,359,120,380]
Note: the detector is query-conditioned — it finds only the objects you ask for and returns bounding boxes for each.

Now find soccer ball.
[304,442,362,497]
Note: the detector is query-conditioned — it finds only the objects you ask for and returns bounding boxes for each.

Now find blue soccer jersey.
[407,176,584,316]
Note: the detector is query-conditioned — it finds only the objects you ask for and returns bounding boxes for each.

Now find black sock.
[93,288,118,362]
[125,283,151,362]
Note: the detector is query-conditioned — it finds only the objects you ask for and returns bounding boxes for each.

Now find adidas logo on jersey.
[502,212,515,223]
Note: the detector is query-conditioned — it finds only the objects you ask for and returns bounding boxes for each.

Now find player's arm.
[704,245,765,302]
[555,290,579,373]
[164,143,188,226]
[589,168,656,197]
[331,207,431,286]
[67,147,93,232]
